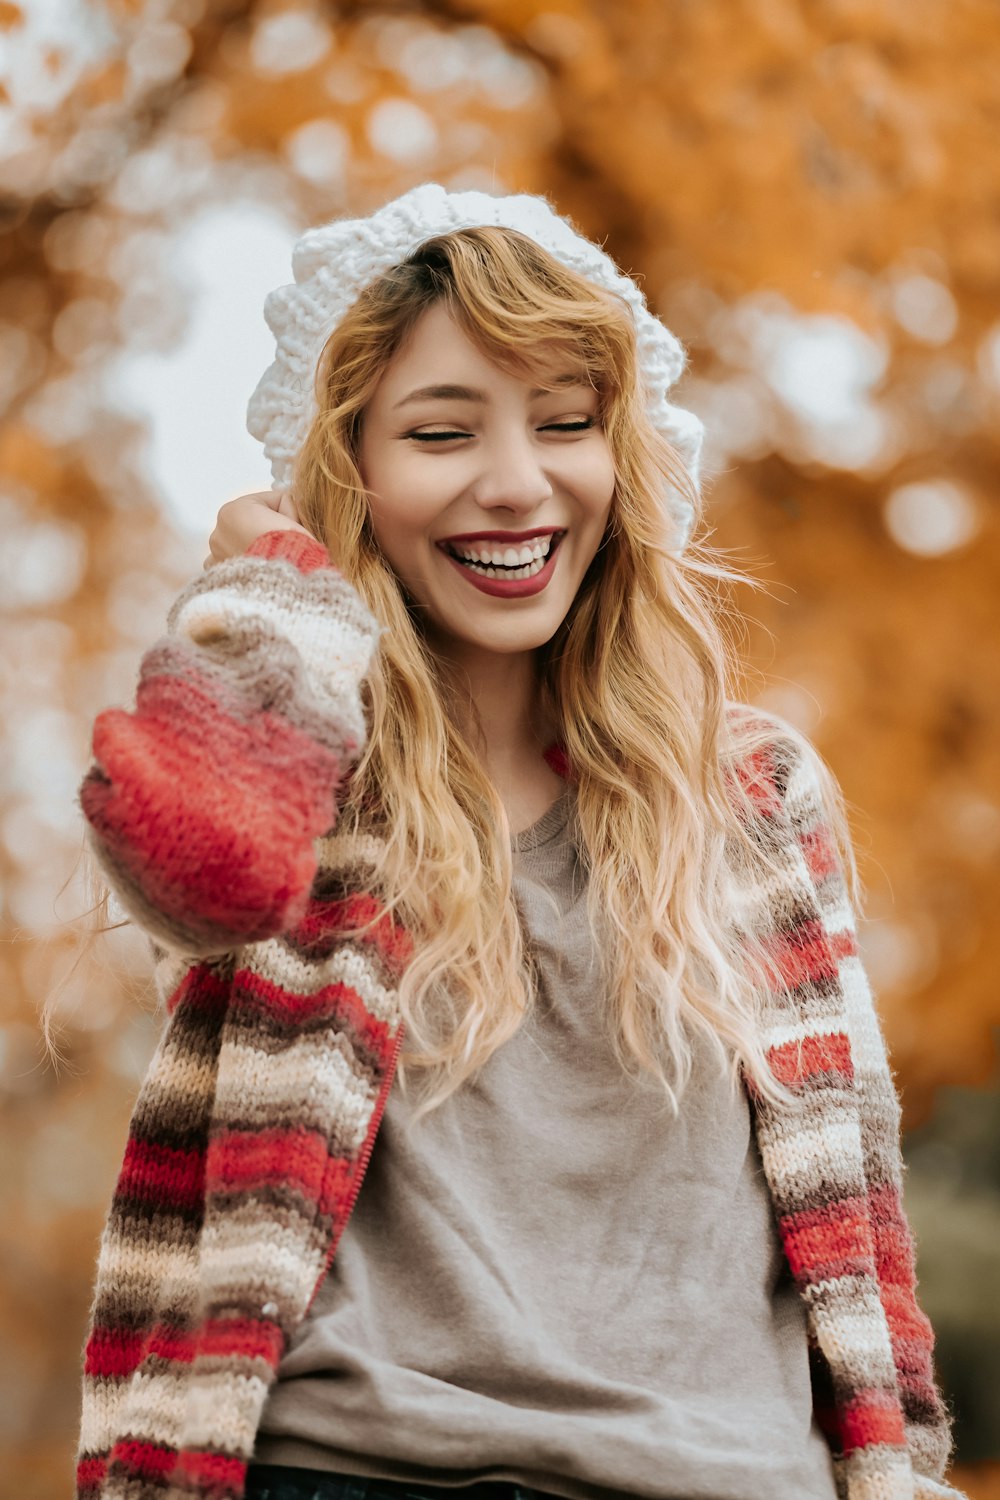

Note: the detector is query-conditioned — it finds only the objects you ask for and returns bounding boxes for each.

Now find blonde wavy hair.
[292,226,856,1117]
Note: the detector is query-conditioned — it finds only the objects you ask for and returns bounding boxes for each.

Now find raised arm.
[80,528,383,957]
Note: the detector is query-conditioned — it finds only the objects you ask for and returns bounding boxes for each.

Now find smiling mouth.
[441,531,566,580]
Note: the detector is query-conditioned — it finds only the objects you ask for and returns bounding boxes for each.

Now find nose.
[471,431,554,513]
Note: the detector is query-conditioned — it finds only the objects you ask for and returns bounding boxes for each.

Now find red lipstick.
[438,532,565,599]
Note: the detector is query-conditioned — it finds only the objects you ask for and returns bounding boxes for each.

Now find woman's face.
[357,301,617,661]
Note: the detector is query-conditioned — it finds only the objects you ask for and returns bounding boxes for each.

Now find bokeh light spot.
[250,10,332,75]
[860,918,940,993]
[884,480,979,557]
[0,504,86,608]
[51,296,115,363]
[285,117,350,185]
[126,22,192,88]
[764,314,888,425]
[888,272,959,346]
[976,321,1000,391]
[366,98,438,162]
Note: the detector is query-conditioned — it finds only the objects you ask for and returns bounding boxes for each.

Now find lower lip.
[438,537,564,598]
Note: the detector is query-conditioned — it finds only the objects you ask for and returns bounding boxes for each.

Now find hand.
[204,489,313,569]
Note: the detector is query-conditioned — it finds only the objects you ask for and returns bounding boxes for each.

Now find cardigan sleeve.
[780,738,963,1498]
[79,529,384,958]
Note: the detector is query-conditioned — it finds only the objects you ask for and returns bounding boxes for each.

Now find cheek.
[369,500,442,571]
[368,446,454,520]
[366,485,446,597]
[572,441,617,513]
[365,460,438,545]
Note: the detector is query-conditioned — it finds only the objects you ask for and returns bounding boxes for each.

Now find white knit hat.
[247,182,703,549]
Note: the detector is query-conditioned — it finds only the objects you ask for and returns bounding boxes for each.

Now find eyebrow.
[393,373,591,410]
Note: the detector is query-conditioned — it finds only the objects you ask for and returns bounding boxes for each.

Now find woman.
[75,184,962,1500]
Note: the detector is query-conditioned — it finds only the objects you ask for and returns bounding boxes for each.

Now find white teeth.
[455,553,548,581]
[450,535,555,566]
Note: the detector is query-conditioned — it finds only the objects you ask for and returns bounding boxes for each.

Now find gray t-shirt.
[254,788,838,1499]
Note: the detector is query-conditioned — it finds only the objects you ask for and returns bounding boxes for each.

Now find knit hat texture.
[247,182,704,549]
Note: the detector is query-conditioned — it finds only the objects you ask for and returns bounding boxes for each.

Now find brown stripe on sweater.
[87,1259,199,1339]
[220,993,391,1084]
[90,1260,201,1336]
[899,1379,944,1426]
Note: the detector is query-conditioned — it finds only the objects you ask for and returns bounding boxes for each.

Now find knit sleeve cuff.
[244,528,332,574]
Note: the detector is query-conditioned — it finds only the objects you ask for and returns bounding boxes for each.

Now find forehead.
[379,301,593,395]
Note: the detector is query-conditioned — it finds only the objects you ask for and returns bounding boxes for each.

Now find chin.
[451,618,560,651]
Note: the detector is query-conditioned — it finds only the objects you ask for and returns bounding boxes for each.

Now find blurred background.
[1,0,998,1494]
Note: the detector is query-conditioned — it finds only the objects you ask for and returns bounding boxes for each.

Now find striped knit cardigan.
[76,528,963,1500]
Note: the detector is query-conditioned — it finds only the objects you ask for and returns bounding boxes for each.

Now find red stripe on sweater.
[340,891,413,974]
[119,1136,204,1211]
[867,1180,907,1225]
[289,891,413,976]
[199,1146,355,1225]
[89,1314,286,1377]
[233,967,394,1063]
[767,1031,854,1086]
[779,1197,875,1282]
[880,1282,935,1350]
[869,1182,914,1273]
[867,1182,936,1360]
[174,1447,248,1493]
[795,821,859,963]
[166,961,232,1018]
[84,1324,145,1378]
[198,1315,286,1365]
[839,1389,907,1453]
[108,1438,247,1492]
[763,919,839,990]
[109,1437,177,1480]
[207,1126,329,1201]
[830,927,858,961]
[245,528,332,574]
[147,1322,196,1364]
[799,823,841,883]
[75,1456,107,1492]
[729,745,782,817]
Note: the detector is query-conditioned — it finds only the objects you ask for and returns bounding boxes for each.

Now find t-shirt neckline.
[511,784,574,852]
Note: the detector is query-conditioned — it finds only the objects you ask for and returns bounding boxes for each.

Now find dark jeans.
[244,1465,561,1500]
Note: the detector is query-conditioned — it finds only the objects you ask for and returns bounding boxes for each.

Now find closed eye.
[407,418,596,443]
